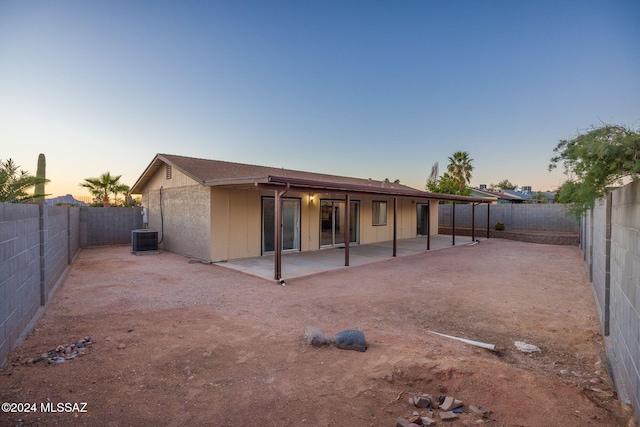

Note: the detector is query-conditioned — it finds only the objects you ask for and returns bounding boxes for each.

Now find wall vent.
[131,229,158,255]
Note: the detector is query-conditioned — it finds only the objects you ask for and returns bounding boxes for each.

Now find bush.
[495,222,505,231]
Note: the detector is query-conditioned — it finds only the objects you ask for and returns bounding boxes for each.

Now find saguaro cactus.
[35,153,46,203]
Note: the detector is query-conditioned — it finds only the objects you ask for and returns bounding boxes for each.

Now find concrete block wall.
[0,203,41,369]
[1,204,142,366]
[80,207,143,247]
[583,181,640,424]
[439,203,579,233]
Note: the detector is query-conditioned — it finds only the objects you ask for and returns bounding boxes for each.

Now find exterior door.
[320,200,359,247]
[417,203,429,236]
[262,197,300,254]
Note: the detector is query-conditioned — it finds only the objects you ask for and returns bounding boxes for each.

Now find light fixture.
[309,194,315,202]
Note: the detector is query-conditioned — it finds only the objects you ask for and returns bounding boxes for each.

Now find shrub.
[495,222,505,231]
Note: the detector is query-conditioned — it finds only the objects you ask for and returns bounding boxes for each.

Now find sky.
[1,0,639,199]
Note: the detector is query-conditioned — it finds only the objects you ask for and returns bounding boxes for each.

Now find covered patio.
[221,234,483,281]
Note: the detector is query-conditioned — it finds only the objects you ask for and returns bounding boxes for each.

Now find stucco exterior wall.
[209,189,439,260]
[142,167,211,261]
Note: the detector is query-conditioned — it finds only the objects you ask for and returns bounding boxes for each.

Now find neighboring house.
[45,194,88,206]
[503,189,556,203]
[131,154,488,276]
[470,187,524,204]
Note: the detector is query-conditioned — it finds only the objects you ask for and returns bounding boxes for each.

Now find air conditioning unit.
[131,229,159,255]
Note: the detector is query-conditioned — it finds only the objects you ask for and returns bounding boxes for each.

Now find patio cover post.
[452,201,456,246]
[274,189,282,280]
[487,203,490,239]
[393,197,397,257]
[472,202,476,241]
[427,200,430,250]
[345,194,350,266]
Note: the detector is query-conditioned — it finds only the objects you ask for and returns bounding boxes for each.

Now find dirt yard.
[1,239,636,426]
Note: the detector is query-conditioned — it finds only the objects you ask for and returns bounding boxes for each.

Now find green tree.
[532,192,549,203]
[79,172,126,207]
[549,123,640,216]
[447,151,474,192]
[0,158,49,203]
[491,179,517,190]
[427,172,472,196]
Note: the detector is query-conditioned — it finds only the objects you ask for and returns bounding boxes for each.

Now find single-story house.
[131,154,489,279]
[470,187,525,204]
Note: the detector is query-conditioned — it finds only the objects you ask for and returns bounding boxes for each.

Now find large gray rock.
[333,329,367,352]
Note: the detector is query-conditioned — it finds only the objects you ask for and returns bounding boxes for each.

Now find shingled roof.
[131,154,489,202]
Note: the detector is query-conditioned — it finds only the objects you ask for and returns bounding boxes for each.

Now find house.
[131,154,489,279]
[470,187,524,204]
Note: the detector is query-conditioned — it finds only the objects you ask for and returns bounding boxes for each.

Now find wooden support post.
[274,190,282,281]
[472,202,476,241]
[427,200,431,250]
[487,203,490,239]
[393,197,397,257]
[452,201,456,246]
[345,194,350,266]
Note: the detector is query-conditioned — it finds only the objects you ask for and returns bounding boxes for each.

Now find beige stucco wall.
[211,188,440,260]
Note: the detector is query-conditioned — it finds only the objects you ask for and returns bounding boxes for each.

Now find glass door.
[262,197,300,254]
[320,200,359,247]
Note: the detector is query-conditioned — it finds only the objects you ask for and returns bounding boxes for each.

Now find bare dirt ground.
[1,239,637,426]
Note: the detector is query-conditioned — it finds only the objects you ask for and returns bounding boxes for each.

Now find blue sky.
[1,0,639,198]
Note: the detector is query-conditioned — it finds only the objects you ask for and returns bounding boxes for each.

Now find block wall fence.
[438,203,580,233]
[0,204,142,365]
[581,181,640,424]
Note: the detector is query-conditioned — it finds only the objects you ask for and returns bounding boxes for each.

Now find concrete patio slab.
[220,234,482,281]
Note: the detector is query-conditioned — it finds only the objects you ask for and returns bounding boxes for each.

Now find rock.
[590,377,603,384]
[439,411,458,421]
[413,395,431,408]
[421,416,436,426]
[560,369,570,375]
[303,327,331,347]
[333,329,367,352]
[514,341,541,353]
[469,405,491,415]
[409,414,421,423]
[396,417,410,427]
[117,343,126,350]
[127,328,134,333]
[440,396,463,411]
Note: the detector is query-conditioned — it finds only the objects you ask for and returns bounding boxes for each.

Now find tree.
[491,179,517,190]
[549,123,640,216]
[426,172,472,196]
[0,158,49,203]
[532,192,549,203]
[447,151,474,192]
[425,153,474,196]
[79,172,126,207]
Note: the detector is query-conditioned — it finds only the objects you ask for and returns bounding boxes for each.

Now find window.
[166,165,172,180]
[372,201,387,226]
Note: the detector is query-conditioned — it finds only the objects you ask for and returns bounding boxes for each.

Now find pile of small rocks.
[23,336,95,365]
[397,393,491,426]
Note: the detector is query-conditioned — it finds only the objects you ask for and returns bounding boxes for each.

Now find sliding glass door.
[262,197,301,254]
[320,200,359,247]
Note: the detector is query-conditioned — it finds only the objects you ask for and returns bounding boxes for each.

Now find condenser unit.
[131,229,159,255]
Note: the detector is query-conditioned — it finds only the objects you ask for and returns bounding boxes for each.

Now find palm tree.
[0,158,49,203]
[447,151,474,192]
[79,172,123,207]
